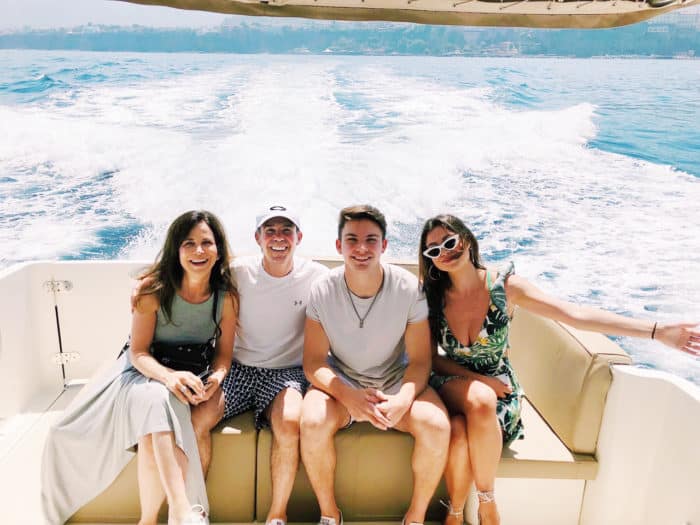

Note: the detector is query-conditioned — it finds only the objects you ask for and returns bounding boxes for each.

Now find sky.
[0,0,231,29]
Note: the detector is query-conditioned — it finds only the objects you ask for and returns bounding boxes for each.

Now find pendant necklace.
[344,271,385,328]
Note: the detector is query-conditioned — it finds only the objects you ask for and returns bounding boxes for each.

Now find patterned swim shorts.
[221,362,308,429]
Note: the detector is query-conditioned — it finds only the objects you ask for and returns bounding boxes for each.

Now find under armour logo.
[294,300,303,306]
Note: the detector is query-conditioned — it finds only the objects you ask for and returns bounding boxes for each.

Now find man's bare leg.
[264,387,304,523]
[300,388,349,524]
[190,388,225,476]
[393,387,450,525]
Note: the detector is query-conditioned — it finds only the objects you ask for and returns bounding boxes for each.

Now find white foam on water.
[0,105,132,265]
[1,56,698,381]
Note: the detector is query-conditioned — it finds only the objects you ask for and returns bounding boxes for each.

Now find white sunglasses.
[423,234,461,259]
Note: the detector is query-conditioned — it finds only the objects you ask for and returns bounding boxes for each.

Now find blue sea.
[1,50,698,383]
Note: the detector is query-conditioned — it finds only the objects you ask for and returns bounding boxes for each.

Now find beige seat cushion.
[509,308,632,454]
[502,399,597,480]
[257,419,428,522]
[255,398,596,522]
[207,412,257,522]
[70,412,256,523]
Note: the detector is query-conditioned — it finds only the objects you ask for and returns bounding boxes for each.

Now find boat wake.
[0,52,698,382]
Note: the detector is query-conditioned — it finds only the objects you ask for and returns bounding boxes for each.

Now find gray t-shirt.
[234,255,328,368]
[306,263,428,391]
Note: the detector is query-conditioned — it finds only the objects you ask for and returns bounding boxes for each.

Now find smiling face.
[178,220,219,276]
[255,217,302,269]
[424,225,467,272]
[336,218,387,272]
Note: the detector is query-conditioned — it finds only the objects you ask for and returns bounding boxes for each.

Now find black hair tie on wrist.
[651,321,658,340]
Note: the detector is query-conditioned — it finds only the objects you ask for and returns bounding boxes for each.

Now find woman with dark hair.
[418,214,698,525]
[42,210,239,525]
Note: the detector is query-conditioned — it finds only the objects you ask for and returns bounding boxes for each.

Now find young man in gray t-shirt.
[301,205,450,525]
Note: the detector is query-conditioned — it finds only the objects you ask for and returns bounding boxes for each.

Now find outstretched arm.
[507,275,700,356]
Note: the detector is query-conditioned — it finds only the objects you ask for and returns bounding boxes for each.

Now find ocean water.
[1,50,698,383]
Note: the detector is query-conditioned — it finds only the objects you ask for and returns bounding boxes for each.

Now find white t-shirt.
[233,255,328,368]
[306,263,428,391]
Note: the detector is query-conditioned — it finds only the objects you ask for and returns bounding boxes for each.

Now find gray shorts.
[221,362,308,429]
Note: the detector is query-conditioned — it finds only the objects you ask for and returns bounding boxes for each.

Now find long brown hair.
[419,214,485,343]
[138,210,239,325]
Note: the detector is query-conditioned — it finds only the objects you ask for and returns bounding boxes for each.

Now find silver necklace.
[343,272,385,328]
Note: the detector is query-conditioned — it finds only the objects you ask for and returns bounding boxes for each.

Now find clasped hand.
[344,387,412,430]
[166,371,220,405]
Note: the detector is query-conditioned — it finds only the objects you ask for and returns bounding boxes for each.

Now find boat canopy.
[117,0,699,29]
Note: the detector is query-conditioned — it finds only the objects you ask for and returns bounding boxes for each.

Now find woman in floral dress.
[418,214,699,525]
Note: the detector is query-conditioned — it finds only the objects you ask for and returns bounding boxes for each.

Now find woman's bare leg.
[440,380,502,525]
[443,415,472,525]
[137,434,165,525]
[150,431,192,525]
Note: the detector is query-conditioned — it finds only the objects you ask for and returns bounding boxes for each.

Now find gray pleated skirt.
[41,352,208,524]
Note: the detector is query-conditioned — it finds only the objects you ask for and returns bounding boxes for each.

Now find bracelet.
[651,321,657,340]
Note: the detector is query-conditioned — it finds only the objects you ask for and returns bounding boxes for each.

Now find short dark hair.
[337,205,387,240]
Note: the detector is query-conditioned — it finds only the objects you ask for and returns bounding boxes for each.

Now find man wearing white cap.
[192,205,328,525]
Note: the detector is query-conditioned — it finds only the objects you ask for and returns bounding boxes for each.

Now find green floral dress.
[429,262,524,445]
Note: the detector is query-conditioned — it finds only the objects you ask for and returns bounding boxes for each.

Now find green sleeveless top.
[154,291,223,345]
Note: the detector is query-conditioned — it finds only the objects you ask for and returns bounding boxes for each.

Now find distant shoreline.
[1,49,698,60]
[1,20,698,58]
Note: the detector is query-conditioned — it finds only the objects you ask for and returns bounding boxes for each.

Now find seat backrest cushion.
[509,308,632,454]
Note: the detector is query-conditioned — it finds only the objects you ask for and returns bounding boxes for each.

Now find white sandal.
[183,504,209,525]
[476,490,495,504]
[476,491,497,525]
[439,499,464,524]
[318,510,343,525]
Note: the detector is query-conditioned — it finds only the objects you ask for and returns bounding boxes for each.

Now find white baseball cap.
[255,205,302,231]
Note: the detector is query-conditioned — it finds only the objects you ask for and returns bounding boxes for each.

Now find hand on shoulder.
[133,290,159,314]
[131,275,157,312]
